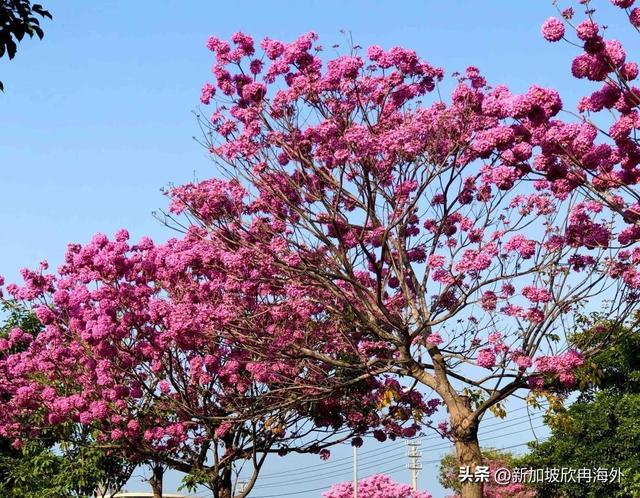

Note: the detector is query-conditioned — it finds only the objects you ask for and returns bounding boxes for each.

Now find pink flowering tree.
[170,6,640,495]
[323,474,432,498]
[2,2,640,498]
[0,231,431,498]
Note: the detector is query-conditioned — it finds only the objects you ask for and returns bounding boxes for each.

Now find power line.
[257,404,546,480]
[190,425,547,498]
[250,463,408,498]
[254,416,546,487]
[249,440,544,498]
[252,420,546,489]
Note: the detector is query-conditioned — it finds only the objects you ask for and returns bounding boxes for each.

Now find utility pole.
[406,441,422,491]
[353,445,358,498]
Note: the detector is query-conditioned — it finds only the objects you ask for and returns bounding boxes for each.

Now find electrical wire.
[249,440,543,498]
[187,405,549,497]
[249,462,408,498]
[252,420,547,489]
[257,403,546,480]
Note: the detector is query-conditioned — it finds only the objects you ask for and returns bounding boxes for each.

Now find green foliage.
[0,302,136,497]
[518,331,640,498]
[0,433,136,498]
[0,0,52,91]
[0,299,43,349]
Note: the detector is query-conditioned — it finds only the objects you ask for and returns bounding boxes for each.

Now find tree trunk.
[450,396,483,498]
[409,358,485,497]
[211,466,233,498]
[149,463,163,498]
[454,435,484,498]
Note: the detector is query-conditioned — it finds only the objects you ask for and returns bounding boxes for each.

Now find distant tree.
[518,328,640,498]
[323,474,432,498]
[0,0,52,91]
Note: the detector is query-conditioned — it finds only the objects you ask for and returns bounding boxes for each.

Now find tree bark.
[408,350,486,497]
[149,463,163,498]
[211,466,233,498]
[454,435,484,498]
[449,395,483,498]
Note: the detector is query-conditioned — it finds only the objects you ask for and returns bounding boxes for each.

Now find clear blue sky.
[0,1,633,497]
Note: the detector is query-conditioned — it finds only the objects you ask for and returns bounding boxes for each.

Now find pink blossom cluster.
[168,178,247,224]
[323,474,432,498]
[533,349,585,387]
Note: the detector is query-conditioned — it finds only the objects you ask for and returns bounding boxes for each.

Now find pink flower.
[158,381,170,394]
[215,422,233,438]
[111,429,124,440]
[611,0,635,8]
[432,269,455,284]
[323,474,432,498]
[480,291,498,311]
[575,20,599,41]
[477,349,496,369]
[514,354,533,370]
[426,333,443,346]
[127,419,140,433]
[488,332,501,344]
[455,248,494,273]
[521,286,552,303]
[605,40,626,67]
[541,17,565,42]
[427,254,446,268]
[535,349,584,386]
[260,37,285,59]
[200,83,216,105]
[437,420,449,435]
[500,283,515,297]
[504,235,536,259]
[501,304,524,318]
[527,376,545,390]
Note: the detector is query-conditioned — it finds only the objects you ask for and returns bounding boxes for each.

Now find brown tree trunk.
[149,463,163,498]
[409,356,486,497]
[450,396,483,498]
[454,435,484,498]
[221,466,233,498]
[211,466,234,498]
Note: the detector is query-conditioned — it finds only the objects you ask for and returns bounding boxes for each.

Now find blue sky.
[0,1,634,497]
